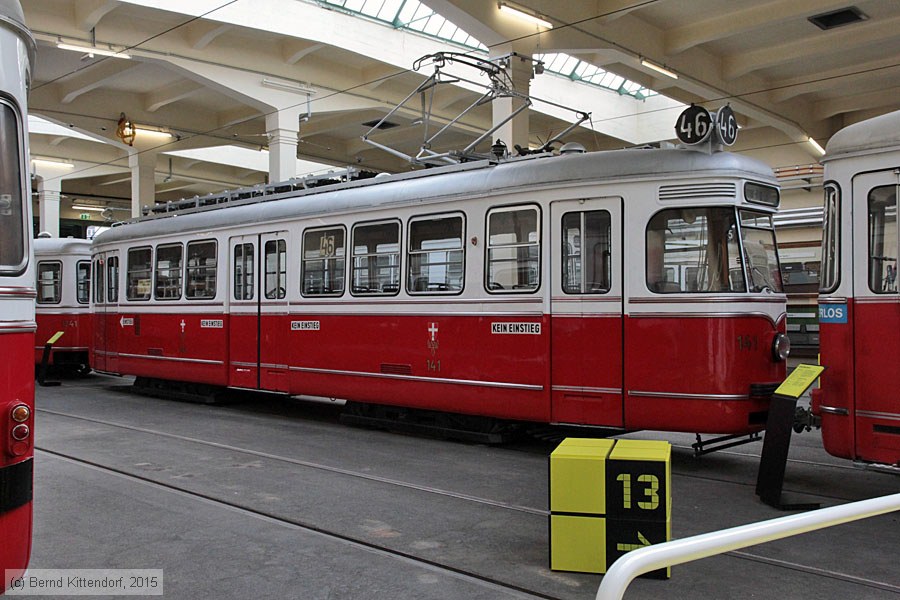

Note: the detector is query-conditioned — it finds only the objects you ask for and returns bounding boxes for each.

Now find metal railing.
[595,492,900,600]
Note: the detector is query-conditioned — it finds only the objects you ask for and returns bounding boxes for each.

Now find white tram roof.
[33,237,92,257]
[823,110,900,163]
[0,0,35,68]
[94,148,777,246]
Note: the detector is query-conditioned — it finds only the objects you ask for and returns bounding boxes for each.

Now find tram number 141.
[737,334,759,352]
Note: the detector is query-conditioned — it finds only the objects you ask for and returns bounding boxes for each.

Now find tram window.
[265,239,287,299]
[127,247,152,301]
[301,227,345,296]
[646,208,744,293]
[562,210,611,294]
[93,258,104,304]
[76,261,91,304]
[0,102,25,274]
[107,256,119,303]
[739,211,783,293]
[868,186,898,294]
[155,243,183,300]
[233,243,255,300]
[408,214,464,294]
[186,240,217,299]
[820,184,840,293]
[352,221,399,296]
[486,206,540,293]
[36,261,62,304]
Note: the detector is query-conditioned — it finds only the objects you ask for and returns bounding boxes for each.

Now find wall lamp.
[807,136,826,155]
[640,59,678,79]
[57,41,131,60]
[498,2,553,29]
[32,157,74,169]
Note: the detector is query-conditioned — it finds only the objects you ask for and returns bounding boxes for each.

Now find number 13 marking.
[616,473,660,510]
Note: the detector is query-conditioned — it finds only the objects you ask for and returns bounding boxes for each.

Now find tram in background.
[814,109,900,469]
[34,237,92,374]
[0,0,36,591]
[91,130,789,440]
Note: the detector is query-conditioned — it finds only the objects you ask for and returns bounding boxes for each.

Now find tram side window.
[486,206,540,292]
[186,240,217,299]
[155,243,183,300]
[562,210,611,294]
[76,261,90,304]
[408,214,464,294]
[37,261,61,304]
[868,186,898,294]
[93,258,105,304]
[301,227,345,296]
[233,243,255,300]
[647,208,744,293]
[352,221,400,295]
[0,102,25,273]
[107,256,119,303]
[127,247,152,301]
[820,184,840,293]
[739,211,783,293]
[265,239,287,299]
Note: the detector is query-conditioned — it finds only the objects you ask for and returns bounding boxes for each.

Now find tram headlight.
[772,333,791,361]
[11,404,30,423]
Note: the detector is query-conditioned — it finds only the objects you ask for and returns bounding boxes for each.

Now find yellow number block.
[550,515,607,573]
[549,438,615,515]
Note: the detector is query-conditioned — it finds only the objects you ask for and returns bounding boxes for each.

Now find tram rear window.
[107,256,119,303]
[76,261,90,304]
[868,186,898,294]
[0,102,25,273]
[37,261,61,304]
[127,247,152,301]
[647,208,745,293]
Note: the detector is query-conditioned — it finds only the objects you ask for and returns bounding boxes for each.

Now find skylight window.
[315,0,657,99]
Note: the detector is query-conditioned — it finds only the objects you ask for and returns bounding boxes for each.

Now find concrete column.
[129,151,157,218]
[265,106,305,183]
[36,175,61,238]
[491,51,533,152]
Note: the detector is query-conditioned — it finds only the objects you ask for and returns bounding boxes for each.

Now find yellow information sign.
[773,364,825,399]
[46,331,65,345]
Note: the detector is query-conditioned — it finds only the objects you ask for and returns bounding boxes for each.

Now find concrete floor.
[23,373,900,600]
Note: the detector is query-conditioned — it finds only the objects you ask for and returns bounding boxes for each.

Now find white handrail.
[596,492,900,600]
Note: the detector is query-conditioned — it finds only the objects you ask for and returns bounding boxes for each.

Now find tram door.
[228,232,290,392]
[549,198,624,426]
[851,172,900,461]
[92,251,119,373]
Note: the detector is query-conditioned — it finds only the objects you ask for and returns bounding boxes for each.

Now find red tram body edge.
[0,1,35,592]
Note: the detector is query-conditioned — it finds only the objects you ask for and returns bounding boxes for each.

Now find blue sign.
[819,304,847,324]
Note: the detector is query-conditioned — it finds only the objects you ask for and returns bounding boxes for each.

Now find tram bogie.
[0,0,35,589]
[34,237,93,374]
[91,143,788,438]
[815,109,900,467]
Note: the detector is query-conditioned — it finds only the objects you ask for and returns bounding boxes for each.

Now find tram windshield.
[646,207,782,294]
[0,102,25,273]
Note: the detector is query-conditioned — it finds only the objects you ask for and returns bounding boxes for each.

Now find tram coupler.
[792,406,821,434]
[692,432,761,457]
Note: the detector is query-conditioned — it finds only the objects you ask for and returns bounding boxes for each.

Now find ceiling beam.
[57,59,139,104]
[769,57,900,103]
[184,21,233,50]
[280,39,324,65]
[144,80,204,112]
[813,86,900,120]
[74,0,121,32]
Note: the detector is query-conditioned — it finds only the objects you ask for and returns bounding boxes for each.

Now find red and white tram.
[0,0,35,590]
[34,237,92,374]
[814,110,900,468]
[92,142,788,437]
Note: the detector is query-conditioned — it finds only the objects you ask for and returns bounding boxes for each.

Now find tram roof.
[0,0,35,69]
[94,148,776,246]
[823,110,900,163]
[34,237,92,256]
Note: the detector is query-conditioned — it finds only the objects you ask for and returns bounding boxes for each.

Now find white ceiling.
[21,0,900,212]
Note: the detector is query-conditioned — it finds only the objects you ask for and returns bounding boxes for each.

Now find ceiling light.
[134,127,174,140]
[57,42,131,59]
[71,204,106,212]
[32,157,74,169]
[641,59,678,79]
[498,3,552,29]
[807,136,826,155]
[261,77,317,95]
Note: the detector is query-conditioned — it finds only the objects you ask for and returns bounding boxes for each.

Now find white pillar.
[491,51,533,152]
[129,151,157,218]
[265,106,305,183]
[36,175,61,238]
